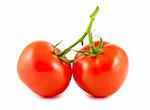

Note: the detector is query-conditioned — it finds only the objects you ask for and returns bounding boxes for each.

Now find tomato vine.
[54,6,103,63]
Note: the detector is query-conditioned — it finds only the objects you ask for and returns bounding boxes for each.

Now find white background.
[0,0,150,110]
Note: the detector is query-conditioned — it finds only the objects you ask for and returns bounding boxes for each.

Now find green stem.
[57,32,87,57]
[87,6,100,53]
[57,6,100,57]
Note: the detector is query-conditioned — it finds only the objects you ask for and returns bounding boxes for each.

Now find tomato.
[73,41,128,97]
[17,41,72,97]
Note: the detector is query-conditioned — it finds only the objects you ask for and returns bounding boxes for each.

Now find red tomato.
[73,41,128,97]
[17,41,72,97]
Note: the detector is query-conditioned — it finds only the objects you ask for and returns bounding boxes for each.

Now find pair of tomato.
[18,40,128,98]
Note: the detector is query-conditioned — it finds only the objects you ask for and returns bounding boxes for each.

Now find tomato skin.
[73,41,128,97]
[17,41,72,97]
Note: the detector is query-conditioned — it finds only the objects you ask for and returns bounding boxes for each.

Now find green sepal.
[53,40,63,56]
[73,50,90,55]
[96,37,103,50]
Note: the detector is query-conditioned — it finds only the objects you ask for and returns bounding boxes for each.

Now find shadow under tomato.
[35,93,63,100]
[86,93,113,100]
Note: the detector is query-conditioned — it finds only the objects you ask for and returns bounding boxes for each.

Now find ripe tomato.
[17,41,72,97]
[73,41,128,97]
